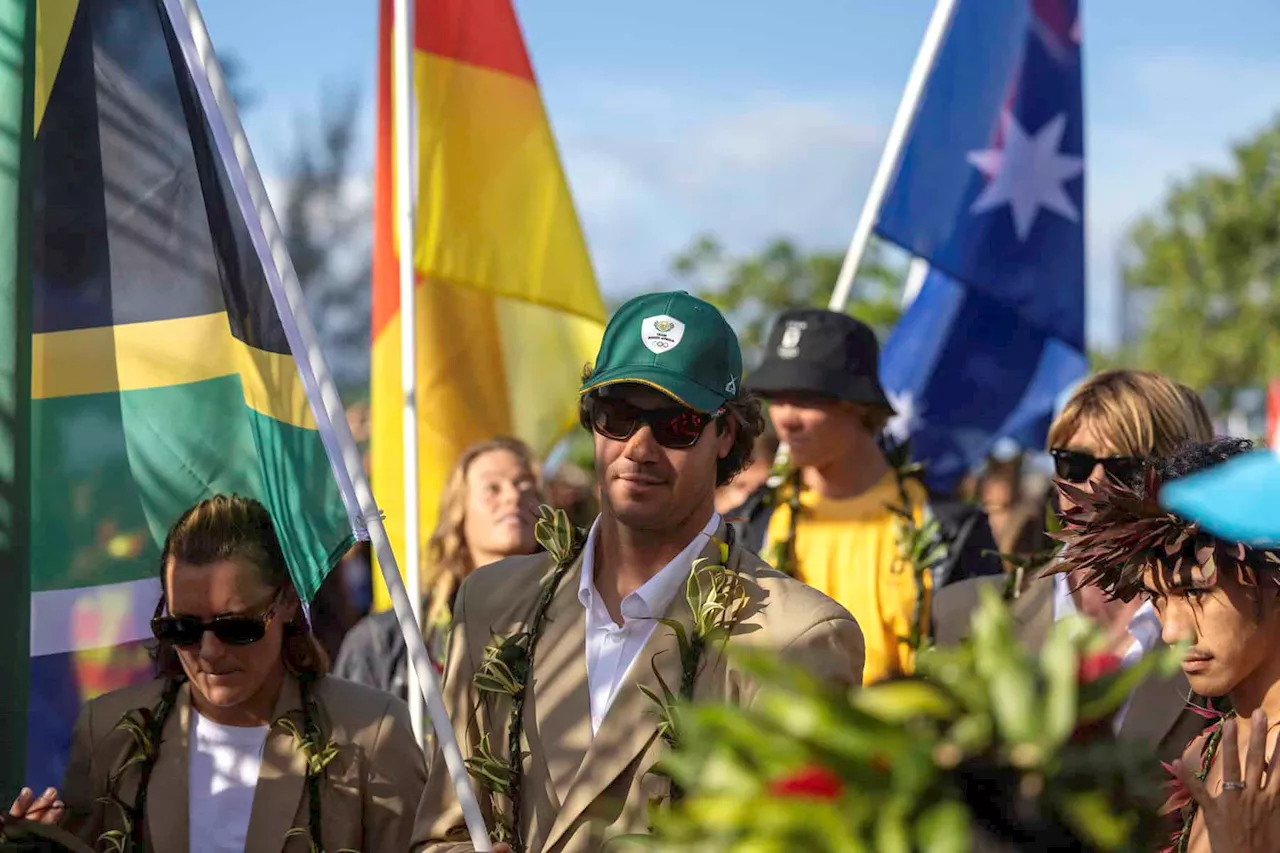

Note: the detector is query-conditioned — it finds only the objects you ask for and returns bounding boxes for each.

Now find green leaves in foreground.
[643,586,1179,852]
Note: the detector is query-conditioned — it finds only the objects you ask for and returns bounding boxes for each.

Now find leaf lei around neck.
[1171,710,1230,853]
[99,676,350,853]
[884,441,949,655]
[762,449,802,577]
[769,438,944,657]
[96,676,183,853]
[641,531,751,806]
[277,679,355,853]
[467,506,586,852]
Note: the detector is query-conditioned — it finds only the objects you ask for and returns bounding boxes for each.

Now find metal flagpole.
[393,0,427,753]
[164,2,493,848]
[827,0,958,311]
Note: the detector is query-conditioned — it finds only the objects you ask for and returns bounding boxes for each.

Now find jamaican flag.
[5,0,354,792]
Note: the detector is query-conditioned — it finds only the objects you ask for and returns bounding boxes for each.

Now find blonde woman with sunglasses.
[8,495,426,853]
[933,369,1215,765]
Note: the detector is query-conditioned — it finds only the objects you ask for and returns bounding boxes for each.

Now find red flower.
[768,765,844,800]
[1077,652,1123,684]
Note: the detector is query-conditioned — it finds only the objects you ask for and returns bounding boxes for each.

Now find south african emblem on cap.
[641,314,686,354]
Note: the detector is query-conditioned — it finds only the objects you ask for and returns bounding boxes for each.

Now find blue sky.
[201,1,1280,351]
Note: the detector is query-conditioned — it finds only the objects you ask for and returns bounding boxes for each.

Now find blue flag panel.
[881,271,1087,489]
[876,0,1086,489]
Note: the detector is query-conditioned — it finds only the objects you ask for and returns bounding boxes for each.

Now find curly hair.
[716,394,766,486]
[578,369,763,487]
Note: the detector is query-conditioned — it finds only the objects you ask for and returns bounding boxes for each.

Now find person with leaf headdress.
[411,292,865,853]
[1053,438,1280,853]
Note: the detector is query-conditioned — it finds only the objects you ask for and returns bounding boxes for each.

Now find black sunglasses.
[587,397,724,449]
[152,593,281,647]
[1050,448,1144,485]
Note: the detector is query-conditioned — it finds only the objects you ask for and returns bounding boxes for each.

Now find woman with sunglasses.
[8,494,426,852]
[933,368,1215,764]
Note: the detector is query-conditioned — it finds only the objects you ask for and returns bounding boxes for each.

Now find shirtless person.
[1054,438,1280,853]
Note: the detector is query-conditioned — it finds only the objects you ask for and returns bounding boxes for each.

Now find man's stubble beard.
[604,484,715,537]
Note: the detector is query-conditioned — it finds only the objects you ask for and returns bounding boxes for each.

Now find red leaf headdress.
[1047,470,1280,601]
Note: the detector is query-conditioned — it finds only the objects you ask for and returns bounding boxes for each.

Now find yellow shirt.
[765,470,932,685]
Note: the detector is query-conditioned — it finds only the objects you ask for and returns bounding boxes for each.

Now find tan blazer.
[413,524,865,852]
[932,573,1210,765]
[60,674,426,853]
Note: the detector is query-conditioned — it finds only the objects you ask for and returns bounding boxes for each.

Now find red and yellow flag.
[371,0,606,609]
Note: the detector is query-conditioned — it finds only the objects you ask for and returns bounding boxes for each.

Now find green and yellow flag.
[14,0,353,791]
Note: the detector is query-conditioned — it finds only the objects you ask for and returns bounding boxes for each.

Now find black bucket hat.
[744,308,893,411]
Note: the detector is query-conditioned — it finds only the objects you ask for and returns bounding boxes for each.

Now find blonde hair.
[1046,370,1214,458]
[1177,383,1216,442]
[422,437,541,627]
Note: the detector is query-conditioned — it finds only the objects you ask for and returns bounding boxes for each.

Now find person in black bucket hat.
[729,308,1001,684]
[745,309,894,411]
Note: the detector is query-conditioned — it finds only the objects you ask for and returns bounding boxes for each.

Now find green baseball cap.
[580,291,743,413]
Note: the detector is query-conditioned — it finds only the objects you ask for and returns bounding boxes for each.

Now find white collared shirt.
[578,512,720,735]
[1053,572,1162,732]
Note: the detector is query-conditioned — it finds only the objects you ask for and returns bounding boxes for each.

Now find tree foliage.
[280,87,372,396]
[666,234,905,368]
[1120,115,1280,410]
[219,52,256,113]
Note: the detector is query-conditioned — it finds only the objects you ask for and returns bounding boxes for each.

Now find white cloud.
[551,84,890,295]
[235,48,1280,358]
[553,54,1280,351]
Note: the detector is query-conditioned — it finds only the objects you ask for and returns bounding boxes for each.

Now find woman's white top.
[188,710,269,853]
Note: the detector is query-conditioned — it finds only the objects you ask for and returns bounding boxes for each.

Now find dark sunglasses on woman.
[151,592,281,647]
[586,396,724,449]
[1050,448,1144,485]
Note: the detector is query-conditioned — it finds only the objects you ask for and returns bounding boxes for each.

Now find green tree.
[666,234,905,369]
[1121,115,1280,410]
[219,52,257,113]
[280,87,371,397]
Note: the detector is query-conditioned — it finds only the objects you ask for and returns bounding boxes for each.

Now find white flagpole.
[393,0,427,753]
[163,2,493,848]
[827,0,958,311]
[900,256,931,309]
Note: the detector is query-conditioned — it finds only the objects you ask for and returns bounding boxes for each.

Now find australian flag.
[875,0,1088,491]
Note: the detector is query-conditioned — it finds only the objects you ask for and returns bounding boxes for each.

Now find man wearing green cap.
[413,292,865,853]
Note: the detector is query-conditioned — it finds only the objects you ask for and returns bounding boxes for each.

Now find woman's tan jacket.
[60,673,426,852]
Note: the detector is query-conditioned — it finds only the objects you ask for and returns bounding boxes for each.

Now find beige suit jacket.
[932,573,1209,765]
[413,524,865,852]
[60,674,426,853]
